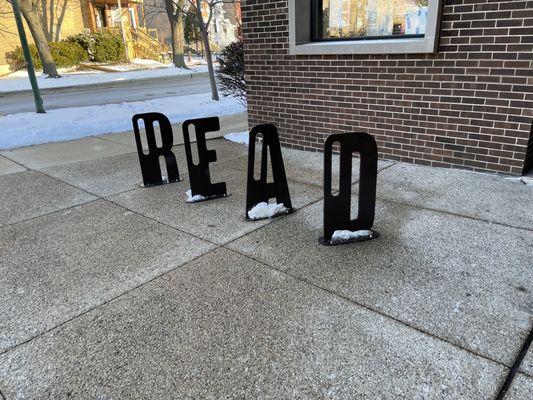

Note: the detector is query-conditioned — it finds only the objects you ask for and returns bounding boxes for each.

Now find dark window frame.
[310,0,426,42]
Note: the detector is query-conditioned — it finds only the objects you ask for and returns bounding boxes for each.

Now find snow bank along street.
[0,93,243,149]
[0,63,208,94]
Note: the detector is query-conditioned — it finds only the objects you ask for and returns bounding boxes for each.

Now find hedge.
[68,30,126,63]
[5,41,88,72]
[5,30,126,71]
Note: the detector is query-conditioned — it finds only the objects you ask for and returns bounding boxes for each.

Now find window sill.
[288,0,443,56]
[290,36,438,55]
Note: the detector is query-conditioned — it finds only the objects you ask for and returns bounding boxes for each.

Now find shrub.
[5,44,41,71]
[92,30,126,63]
[68,30,125,63]
[216,40,246,107]
[49,41,88,67]
[67,30,96,58]
[5,41,87,71]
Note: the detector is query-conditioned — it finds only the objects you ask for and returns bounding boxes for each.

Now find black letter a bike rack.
[182,117,229,202]
[246,124,294,220]
[320,132,380,246]
[133,112,181,187]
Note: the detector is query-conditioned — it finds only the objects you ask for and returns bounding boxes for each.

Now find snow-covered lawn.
[0,63,208,94]
[0,93,243,149]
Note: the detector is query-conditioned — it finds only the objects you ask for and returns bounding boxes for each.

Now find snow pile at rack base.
[521,176,533,186]
[0,93,243,149]
[185,190,208,203]
[331,230,374,244]
[248,202,288,220]
[223,131,249,145]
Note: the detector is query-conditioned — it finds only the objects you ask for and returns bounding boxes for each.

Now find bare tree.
[1,1,13,36]
[192,0,219,100]
[40,0,70,42]
[7,0,60,77]
[190,0,238,100]
[147,0,238,101]
[145,0,187,68]
[165,0,188,68]
[171,0,238,100]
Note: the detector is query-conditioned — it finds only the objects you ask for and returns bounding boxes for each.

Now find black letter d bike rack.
[320,132,380,246]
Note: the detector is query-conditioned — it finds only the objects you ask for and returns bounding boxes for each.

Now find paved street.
[0,129,531,398]
[0,74,211,115]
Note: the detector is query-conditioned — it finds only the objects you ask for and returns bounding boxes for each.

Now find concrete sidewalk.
[0,130,531,399]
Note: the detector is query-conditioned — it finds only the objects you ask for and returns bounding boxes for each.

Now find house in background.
[0,0,167,74]
[205,1,242,51]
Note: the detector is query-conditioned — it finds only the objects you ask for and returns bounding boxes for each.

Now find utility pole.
[116,0,131,61]
[11,0,45,113]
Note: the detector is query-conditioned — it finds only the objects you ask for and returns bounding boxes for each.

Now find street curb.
[0,71,210,96]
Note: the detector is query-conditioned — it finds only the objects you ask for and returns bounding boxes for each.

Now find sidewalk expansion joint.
[0,153,28,170]
[0,198,101,231]
[222,246,516,373]
[0,244,224,358]
[495,326,533,400]
[378,197,533,233]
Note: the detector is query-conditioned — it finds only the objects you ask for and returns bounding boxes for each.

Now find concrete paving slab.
[0,248,507,399]
[0,171,96,227]
[378,163,533,230]
[0,155,26,176]
[109,157,324,244]
[38,139,248,197]
[506,374,533,399]
[40,152,145,197]
[0,200,214,352]
[226,199,533,367]
[231,144,395,189]
[0,137,134,169]
[99,112,248,148]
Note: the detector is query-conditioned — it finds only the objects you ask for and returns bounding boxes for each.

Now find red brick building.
[242,0,533,175]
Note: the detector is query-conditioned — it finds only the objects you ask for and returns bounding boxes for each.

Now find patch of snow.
[505,176,533,186]
[5,67,101,78]
[185,189,208,203]
[224,131,249,145]
[0,65,208,93]
[131,58,167,67]
[331,230,374,244]
[101,59,171,72]
[0,92,244,149]
[248,202,288,220]
[521,176,533,186]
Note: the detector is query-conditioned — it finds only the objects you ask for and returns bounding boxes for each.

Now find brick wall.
[242,0,533,175]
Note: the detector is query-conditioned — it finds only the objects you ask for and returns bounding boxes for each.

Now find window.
[95,7,106,28]
[314,0,429,41]
[289,0,442,55]
[129,8,137,29]
[111,8,122,27]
